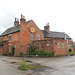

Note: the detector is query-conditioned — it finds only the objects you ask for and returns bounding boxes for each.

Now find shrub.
[68,51,75,56]
[19,51,23,56]
[28,43,35,56]
[28,43,54,56]
[31,49,54,56]
[9,52,12,56]
[11,46,15,55]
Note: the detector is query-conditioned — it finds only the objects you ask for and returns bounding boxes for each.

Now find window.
[57,43,60,48]
[61,43,64,48]
[9,36,11,41]
[1,37,3,42]
[30,34,34,41]
[36,34,40,40]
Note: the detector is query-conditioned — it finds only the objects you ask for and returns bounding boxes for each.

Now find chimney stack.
[20,14,26,21]
[44,23,50,32]
[20,14,26,30]
[14,18,19,26]
[20,14,26,25]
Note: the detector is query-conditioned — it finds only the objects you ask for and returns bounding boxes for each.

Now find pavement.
[0,55,75,75]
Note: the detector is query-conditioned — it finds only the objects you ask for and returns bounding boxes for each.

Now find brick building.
[0,15,44,55]
[33,39,67,56]
[33,24,72,56]
[0,15,73,56]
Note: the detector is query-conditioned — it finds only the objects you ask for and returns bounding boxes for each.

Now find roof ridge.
[49,31,65,33]
[1,20,31,36]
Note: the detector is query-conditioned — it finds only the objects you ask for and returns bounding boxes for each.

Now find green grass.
[68,51,75,54]
[19,65,44,70]
[19,58,44,70]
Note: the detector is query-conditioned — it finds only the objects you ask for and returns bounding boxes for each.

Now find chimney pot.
[17,18,19,21]
[20,14,26,21]
[21,14,23,19]
[15,18,16,21]
[14,18,19,26]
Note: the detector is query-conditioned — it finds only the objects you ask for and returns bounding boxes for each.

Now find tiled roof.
[1,20,31,36]
[41,30,71,39]
[1,19,71,39]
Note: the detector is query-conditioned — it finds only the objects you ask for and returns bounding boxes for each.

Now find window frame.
[36,34,40,40]
[9,36,11,42]
[57,43,60,48]
[61,43,64,48]
[30,33,34,41]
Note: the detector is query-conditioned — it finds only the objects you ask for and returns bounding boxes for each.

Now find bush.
[28,43,54,57]
[9,52,12,56]
[28,43,35,56]
[19,51,23,57]
[11,46,15,55]
[31,49,54,56]
[8,46,15,56]
[68,51,75,56]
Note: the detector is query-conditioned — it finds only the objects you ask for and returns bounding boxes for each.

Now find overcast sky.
[0,0,75,41]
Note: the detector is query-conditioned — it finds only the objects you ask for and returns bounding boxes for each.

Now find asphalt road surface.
[0,56,75,75]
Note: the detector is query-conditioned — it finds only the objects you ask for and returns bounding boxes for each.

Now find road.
[0,56,75,75]
[0,56,33,75]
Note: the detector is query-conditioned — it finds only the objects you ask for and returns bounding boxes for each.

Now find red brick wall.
[3,42,9,54]
[33,40,53,52]
[53,38,67,56]
[0,32,20,55]
[33,38,67,56]
[19,20,44,55]
[68,39,73,44]
[26,20,44,41]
